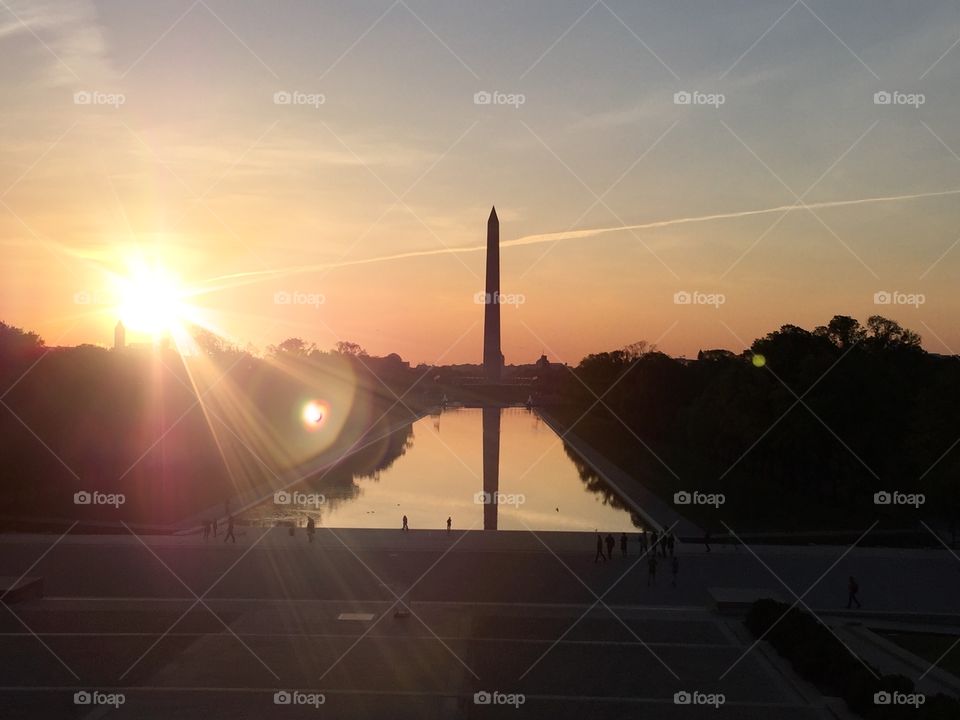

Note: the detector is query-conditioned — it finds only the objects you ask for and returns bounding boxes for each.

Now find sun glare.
[114,259,190,337]
[302,400,328,430]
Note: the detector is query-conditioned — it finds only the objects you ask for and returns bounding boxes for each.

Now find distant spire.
[483,205,503,381]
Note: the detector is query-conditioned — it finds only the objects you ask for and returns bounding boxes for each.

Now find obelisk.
[483,206,503,381]
[481,406,500,530]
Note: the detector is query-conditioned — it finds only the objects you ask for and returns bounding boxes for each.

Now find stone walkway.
[0,528,957,718]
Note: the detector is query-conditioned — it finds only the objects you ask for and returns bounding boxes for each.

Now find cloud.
[197,187,960,290]
[0,0,114,86]
[570,66,786,133]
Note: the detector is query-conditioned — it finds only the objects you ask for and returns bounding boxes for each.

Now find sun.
[114,258,189,337]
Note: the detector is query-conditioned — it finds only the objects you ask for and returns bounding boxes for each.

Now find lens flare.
[302,400,328,430]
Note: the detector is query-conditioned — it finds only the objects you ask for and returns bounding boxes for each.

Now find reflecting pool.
[243,407,641,532]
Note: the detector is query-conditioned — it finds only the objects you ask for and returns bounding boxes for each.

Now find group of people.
[595,530,681,587]
[283,516,318,541]
[400,515,454,533]
[594,529,677,561]
[201,515,236,543]
[199,512,865,608]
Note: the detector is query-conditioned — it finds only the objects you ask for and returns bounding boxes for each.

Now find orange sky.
[2,1,958,364]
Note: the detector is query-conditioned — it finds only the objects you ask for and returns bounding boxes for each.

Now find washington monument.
[483,206,504,381]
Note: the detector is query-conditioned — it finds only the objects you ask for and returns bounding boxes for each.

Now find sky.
[2,0,959,365]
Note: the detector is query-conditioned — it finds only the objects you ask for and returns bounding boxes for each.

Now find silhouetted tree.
[556,315,958,532]
[865,315,921,351]
[334,341,367,357]
[268,337,315,357]
[814,315,866,350]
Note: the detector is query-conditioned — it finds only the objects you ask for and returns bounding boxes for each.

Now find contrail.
[198,188,960,292]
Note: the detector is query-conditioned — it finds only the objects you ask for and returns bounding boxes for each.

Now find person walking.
[650,529,658,555]
[639,530,648,554]
[224,515,236,544]
[647,553,658,586]
[595,532,606,563]
[847,576,861,609]
[212,517,218,538]
[620,532,628,558]
[671,556,679,588]
[667,533,675,557]
[402,515,409,532]
[446,516,452,534]
[605,533,615,561]
[306,516,315,543]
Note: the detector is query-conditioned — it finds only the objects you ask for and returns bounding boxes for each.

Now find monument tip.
[489,205,498,221]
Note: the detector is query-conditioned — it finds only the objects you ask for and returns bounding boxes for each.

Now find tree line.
[550,315,959,533]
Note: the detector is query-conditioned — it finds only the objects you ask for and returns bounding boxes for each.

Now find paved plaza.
[0,528,958,718]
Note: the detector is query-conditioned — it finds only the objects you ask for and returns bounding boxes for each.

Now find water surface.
[244,407,640,532]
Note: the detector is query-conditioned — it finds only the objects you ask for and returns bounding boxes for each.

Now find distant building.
[113,321,125,350]
[536,354,550,371]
